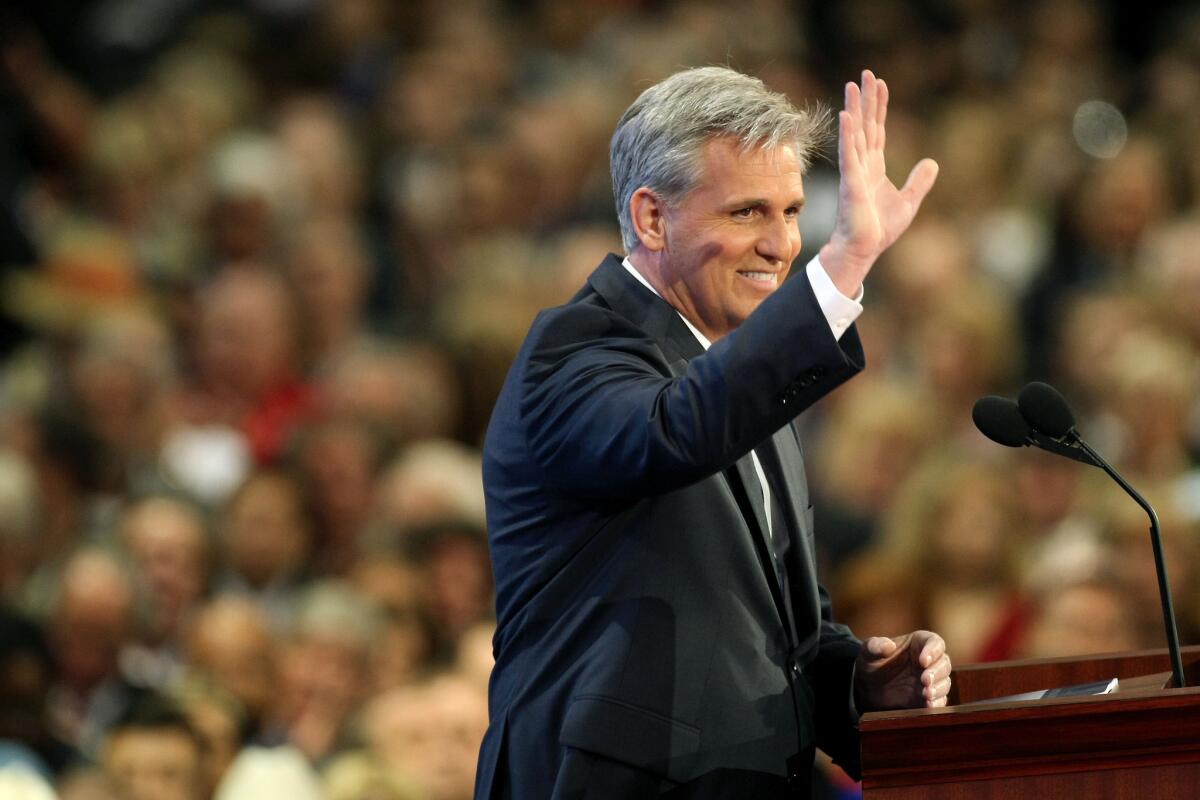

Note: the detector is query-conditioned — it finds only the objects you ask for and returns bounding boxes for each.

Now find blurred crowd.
[1,0,1199,798]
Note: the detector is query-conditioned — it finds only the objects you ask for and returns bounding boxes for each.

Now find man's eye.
[785,207,801,217]
[733,207,755,218]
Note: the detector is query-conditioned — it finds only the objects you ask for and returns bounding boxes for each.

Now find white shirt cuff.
[805,255,864,342]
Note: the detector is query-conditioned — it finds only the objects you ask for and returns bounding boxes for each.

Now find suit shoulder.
[524,293,654,357]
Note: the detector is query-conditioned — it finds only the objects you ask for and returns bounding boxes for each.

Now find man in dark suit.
[476,67,949,799]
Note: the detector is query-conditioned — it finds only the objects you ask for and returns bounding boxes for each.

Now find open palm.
[821,71,939,294]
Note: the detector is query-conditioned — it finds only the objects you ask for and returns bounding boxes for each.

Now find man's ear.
[630,188,667,252]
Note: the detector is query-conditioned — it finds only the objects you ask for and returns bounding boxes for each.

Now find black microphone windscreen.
[1018,382,1076,438]
[972,395,1030,447]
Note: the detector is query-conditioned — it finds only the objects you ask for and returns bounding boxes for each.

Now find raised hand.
[853,630,952,711]
[820,70,939,297]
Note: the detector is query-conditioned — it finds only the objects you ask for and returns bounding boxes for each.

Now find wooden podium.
[858,646,1200,799]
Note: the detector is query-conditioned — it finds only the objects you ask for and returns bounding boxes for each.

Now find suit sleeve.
[807,584,865,780]
[519,273,865,499]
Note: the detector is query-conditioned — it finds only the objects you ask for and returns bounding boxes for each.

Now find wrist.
[819,239,874,298]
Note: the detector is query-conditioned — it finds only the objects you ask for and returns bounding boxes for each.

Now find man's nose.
[756,215,799,264]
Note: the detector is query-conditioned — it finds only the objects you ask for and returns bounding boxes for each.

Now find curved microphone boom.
[976,382,1187,689]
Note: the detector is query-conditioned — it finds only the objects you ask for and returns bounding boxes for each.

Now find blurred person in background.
[168,267,314,469]
[117,495,211,690]
[1017,569,1144,660]
[273,580,381,763]
[214,470,312,631]
[372,440,486,543]
[284,215,375,375]
[0,449,43,603]
[100,694,203,800]
[184,598,277,743]
[0,607,81,782]
[291,418,382,577]
[406,521,494,652]
[315,343,464,446]
[45,549,140,761]
[175,678,250,800]
[810,376,938,570]
[349,555,439,693]
[1099,495,1199,646]
[881,456,1024,663]
[361,674,489,800]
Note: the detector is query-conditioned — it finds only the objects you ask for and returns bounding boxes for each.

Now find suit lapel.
[758,425,821,653]
[587,255,704,362]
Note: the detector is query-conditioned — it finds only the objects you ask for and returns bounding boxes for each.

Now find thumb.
[899,158,939,209]
[863,636,899,661]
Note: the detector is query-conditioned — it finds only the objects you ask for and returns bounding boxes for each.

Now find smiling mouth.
[738,271,779,286]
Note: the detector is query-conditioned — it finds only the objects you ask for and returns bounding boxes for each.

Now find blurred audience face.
[51,551,135,693]
[121,497,209,641]
[419,527,494,640]
[103,726,202,800]
[1076,139,1172,258]
[1021,580,1141,658]
[319,345,463,444]
[365,676,488,800]
[1013,451,1080,532]
[277,98,364,216]
[285,215,370,371]
[877,216,970,316]
[69,310,174,452]
[275,582,379,760]
[929,469,1010,584]
[222,471,309,589]
[186,600,276,725]
[295,421,377,570]
[350,558,436,691]
[195,270,297,402]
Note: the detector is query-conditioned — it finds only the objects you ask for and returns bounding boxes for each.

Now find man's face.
[654,136,805,341]
[105,728,201,800]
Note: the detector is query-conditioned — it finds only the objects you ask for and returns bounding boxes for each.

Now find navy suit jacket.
[476,254,866,798]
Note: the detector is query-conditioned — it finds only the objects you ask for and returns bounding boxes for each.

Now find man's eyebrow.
[725,197,807,209]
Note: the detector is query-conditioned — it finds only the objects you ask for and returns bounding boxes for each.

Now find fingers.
[837,110,865,198]
[876,78,888,152]
[842,80,868,174]
[845,78,861,122]
[916,631,951,707]
[924,674,952,706]
[914,630,946,668]
[861,70,876,151]
[851,70,886,152]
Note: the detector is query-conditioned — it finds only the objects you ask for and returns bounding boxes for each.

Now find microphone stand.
[1069,435,1187,689]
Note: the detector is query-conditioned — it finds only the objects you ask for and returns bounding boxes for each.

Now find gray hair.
[610,66,830,252]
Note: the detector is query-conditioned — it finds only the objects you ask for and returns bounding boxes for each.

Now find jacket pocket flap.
[559,694,701,777]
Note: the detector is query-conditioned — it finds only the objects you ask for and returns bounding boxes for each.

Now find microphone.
[1017,381,1076,439]
[972,394,1096,466]
[976,382,1187,689]
[971,396,1030,448]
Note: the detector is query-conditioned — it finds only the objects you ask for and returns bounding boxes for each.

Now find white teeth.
[740,272,777,283]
